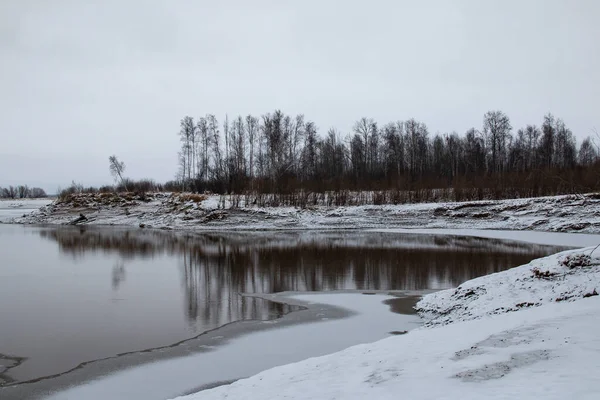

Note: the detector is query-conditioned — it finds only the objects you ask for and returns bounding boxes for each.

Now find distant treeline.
[173,110,600,200]
[0,185,47,199]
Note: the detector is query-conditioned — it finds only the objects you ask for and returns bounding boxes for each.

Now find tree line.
[0,185,47,199]
[175,110,599,203]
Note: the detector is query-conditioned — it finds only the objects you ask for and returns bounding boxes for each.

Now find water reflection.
[0,226,569,385]
[40,227,565,325]
[111,261,126,291]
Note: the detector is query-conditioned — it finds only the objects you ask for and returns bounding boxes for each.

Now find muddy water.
[0,225,567,388]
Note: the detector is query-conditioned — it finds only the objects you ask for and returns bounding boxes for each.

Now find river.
[0,222,574,399]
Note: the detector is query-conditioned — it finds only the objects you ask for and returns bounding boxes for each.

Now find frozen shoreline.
[174,247,600,400]
[25,292,420,400]
[9,192,600,234]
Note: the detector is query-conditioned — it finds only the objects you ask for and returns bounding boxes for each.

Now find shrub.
[177,193,208,203]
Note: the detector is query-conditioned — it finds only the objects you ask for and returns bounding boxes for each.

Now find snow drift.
[415,247,600,326]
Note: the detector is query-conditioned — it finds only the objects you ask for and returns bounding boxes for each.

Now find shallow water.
[40,292,422,400]
[0,224,568,390]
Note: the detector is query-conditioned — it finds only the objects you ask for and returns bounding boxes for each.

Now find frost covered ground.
[10,192,600,234]
[176,247,600,400]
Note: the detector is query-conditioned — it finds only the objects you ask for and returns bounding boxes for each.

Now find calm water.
[0,224,567,386]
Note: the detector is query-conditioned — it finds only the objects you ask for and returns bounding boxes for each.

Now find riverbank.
[176,247,600,400]
[9,192,600,234]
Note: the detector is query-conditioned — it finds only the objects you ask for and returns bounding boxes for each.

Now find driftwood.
[68,213,88,225]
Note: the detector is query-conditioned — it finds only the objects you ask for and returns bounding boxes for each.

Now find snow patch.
[415,247,600,326]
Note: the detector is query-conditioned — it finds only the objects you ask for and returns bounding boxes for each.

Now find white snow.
[174,247,600,400]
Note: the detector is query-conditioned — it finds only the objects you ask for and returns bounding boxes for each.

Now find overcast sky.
[1,0,599,193]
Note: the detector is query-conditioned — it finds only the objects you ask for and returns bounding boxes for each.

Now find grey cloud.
[1,0,599,193]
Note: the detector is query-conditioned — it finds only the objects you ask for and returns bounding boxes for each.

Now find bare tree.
[230,115,247,188]
[509,128,528,172]
[405,119,429,181]
[109,155,127,191]
[464,128,486,176]
[301,121,319,182]
[223,114,230,188]
[171,110,600,203]
[207,114,224,186]
[382,122,404,182]
[579,137,598,166]
[523,125,541,169]
[245,115,259,186]
[16,185,29,198]
[483,110,511,174]
[30,187,47,198]
[553,118,576,169]
[196,117,210,183]
[445,132,463,180]
[179,116,196,184]
[539,113,555,169]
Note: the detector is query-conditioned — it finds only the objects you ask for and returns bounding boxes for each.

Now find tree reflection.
[39,228,567,325]
[111,261,126,291]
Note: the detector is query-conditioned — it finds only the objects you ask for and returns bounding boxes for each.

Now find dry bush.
[373,191,386,205]
[561,253,592,269]
[532,267,557,279]
[178,193,208,203]
[98,185,115,193]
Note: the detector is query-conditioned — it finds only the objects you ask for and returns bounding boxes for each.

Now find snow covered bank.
[416,247,600,326]
[10,192,600,234]
[176,296,600,400]
[174,248,600,400]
